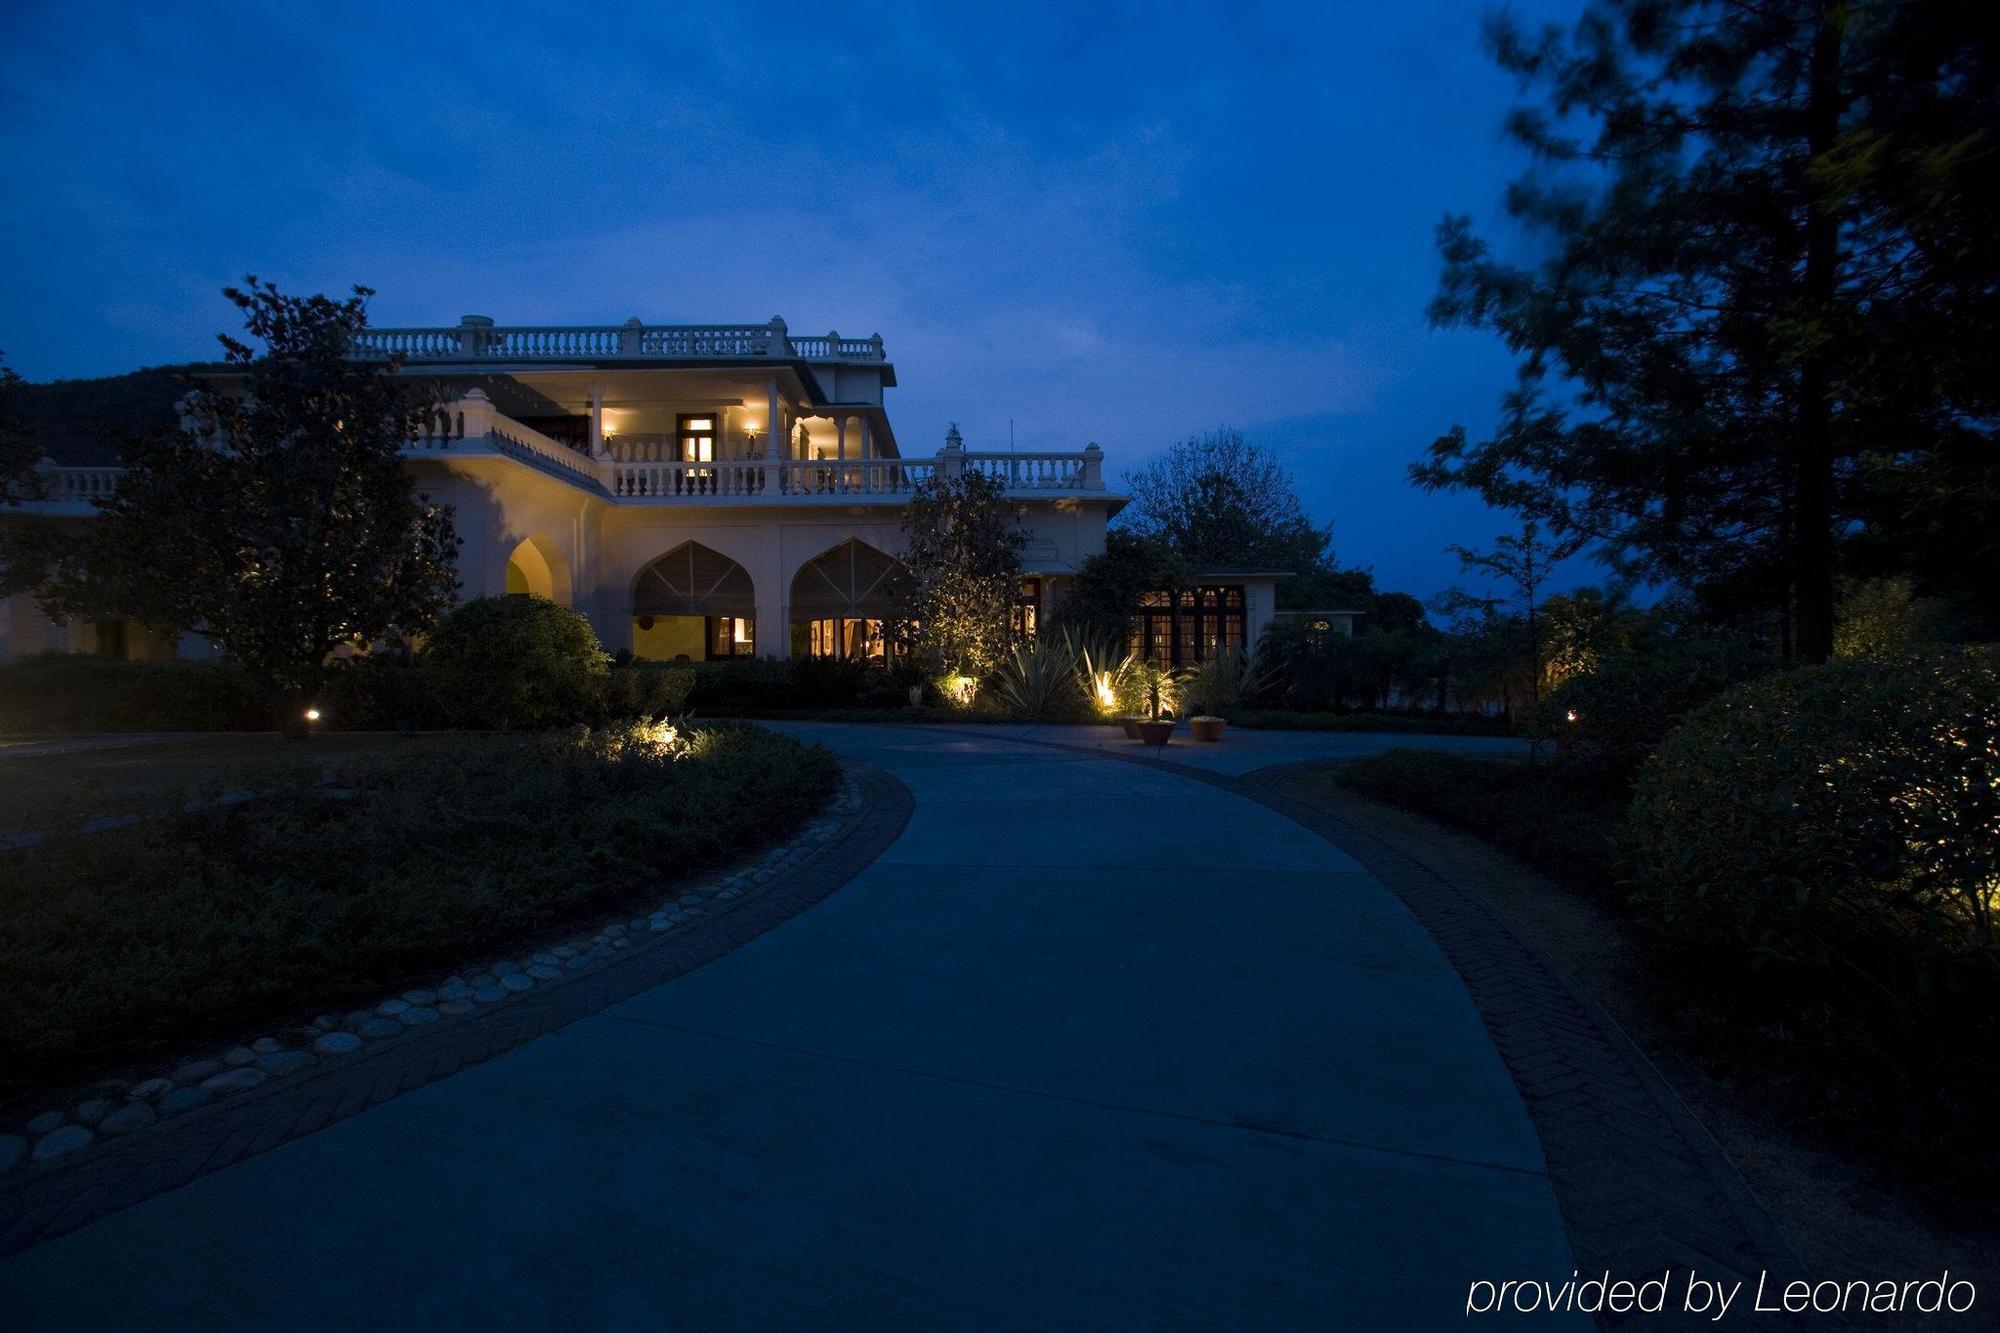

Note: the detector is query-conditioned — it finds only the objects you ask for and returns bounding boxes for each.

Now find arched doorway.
[631,541,757,661]
[790,539,903,663]
[503,535,572,605]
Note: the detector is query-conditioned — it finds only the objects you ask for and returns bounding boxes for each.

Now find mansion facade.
[4,316,1287,667]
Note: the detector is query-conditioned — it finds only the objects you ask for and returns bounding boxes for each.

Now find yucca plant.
[988,636,1082,719]
[1069,630,1134,719]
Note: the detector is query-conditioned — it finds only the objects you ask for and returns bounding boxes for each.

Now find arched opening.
[790,539,904,664]
[631,541,757,661]
[503,534,572,605]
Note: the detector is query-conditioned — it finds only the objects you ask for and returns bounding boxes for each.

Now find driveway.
[0,724,1573,1329]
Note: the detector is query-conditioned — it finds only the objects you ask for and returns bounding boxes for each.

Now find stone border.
[907,724,1804,1305]
[0,760,913,1256]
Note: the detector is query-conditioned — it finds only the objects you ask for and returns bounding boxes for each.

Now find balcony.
[351,316,885,365]
[14,396,1107,513]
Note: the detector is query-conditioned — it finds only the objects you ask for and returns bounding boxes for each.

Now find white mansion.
[5,317,1287,666]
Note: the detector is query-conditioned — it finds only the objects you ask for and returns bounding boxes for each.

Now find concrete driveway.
[0,724,1573,1329]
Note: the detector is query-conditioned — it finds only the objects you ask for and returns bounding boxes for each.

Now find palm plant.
[1180,645,1275,718]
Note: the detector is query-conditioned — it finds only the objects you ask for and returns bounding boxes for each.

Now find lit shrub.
[1627,648,2000,983]
[421,596,608,729]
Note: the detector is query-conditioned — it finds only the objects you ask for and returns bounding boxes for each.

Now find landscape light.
[304,707,322,722]
[1566,709,1578,723]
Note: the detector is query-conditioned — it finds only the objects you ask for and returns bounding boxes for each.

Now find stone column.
[588,384,606,458]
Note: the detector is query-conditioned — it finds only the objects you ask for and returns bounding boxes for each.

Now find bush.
[594,664,695,723]
[1330,749,1625,893]
[1628,648,2000,985]
[420,596,608,729]
[316,654,447,731]
[0,652,268,733]
[1229,709,1514,736]
[0,722,838,1092]
[1542,630,1775,783]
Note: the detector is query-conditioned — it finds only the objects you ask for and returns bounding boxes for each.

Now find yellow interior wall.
[505,560,531,595]
[632,615,706,662]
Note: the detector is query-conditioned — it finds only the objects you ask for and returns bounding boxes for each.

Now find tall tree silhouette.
[1418,0,1998,660]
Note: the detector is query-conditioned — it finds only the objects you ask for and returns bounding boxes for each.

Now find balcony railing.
[11,396,1106,511]
[351,316,886,364]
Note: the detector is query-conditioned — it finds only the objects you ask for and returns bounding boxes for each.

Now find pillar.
[588,384,606,458]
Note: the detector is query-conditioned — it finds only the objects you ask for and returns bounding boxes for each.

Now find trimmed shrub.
[420,596,608,729]
[0,652,267,733]
[1627,648,2000,985]
[1543,630,1775,783]
[595,665,695,722]
[316,654,446,731]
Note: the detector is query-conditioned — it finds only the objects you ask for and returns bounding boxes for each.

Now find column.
[836,414,849,491]
[588,384,606,458]
[763,376,782,494]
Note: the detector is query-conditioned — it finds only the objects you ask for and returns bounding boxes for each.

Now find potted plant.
[1131,667,1176,747]
[1190,715,1226,742]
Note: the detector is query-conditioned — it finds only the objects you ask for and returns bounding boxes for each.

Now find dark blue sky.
[0,0,1586,603]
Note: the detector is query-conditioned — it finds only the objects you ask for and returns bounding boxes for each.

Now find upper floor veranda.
[13,316,1119,515]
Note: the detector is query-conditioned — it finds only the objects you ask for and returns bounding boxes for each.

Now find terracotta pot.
[1190,716,1226,743]
[1135,719,1175,747]
[1120,717,1145,740]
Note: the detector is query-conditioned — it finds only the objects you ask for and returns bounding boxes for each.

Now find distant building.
[4,316,1287,665]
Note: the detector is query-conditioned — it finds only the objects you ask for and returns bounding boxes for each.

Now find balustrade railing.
[16,415,1102,514]
[352,317,887,363]
[612,459,768,499]
[962,451,1086,489]
[24,465,123,505]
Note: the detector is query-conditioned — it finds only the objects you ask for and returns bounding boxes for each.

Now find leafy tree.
[1369,590,1428,634]
[1447,521,1584,734]
[1052,530,1190,645]
[1833,575,1949,659]
[41,281,460,727]
[1417,0,2000,663]
[1123,428,1339,604]
[1540,585,1647,689]
[0,356,49,595]
[893,446,1026,678]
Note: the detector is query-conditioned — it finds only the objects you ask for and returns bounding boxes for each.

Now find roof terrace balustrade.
[350,316,887,364]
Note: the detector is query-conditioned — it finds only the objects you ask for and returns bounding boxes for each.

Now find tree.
[892,442,1026,678]
[41,280,460,727]
[1447,521,1584,734]
[0,356,49,595]
[1417,0,2000,663]
[1123,428,1339,604]
[1052,530,1190,645]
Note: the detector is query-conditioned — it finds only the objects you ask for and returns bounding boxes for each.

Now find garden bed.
[0,722,838,1103]
[1227,709,1516,737]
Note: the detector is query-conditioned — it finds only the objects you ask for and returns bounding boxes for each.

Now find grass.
[1313,748,1626,894]
[0,723,838,1101]
[0,733,439,835]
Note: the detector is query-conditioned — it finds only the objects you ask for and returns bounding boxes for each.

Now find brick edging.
[0,760,913,1259]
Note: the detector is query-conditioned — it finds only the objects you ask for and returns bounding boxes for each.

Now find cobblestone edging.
[0,765,909,1248]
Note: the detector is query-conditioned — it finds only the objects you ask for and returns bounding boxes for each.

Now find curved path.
[0,725,1575,1329]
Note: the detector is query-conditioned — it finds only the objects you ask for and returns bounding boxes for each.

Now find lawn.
[1,733,445,835]
[0,723,838,1101]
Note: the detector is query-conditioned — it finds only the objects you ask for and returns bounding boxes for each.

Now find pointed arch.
[789,539,904,620]
[504,534,572,605]
[633,541,757,618]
